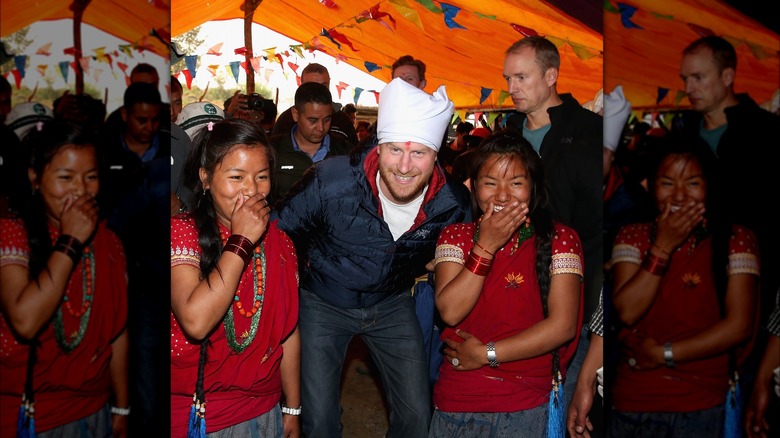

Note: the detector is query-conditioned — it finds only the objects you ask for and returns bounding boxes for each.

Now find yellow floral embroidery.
[505,272,524,288]
[241,330,250,339]
[682,272,701,288]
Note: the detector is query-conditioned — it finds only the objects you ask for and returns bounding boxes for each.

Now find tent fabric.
[0,0,170,57]
[171,0,604,110]
[604,0,779,110]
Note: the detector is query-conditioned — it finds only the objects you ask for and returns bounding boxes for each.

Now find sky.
[5,19,168,114]
[178,19,388,112]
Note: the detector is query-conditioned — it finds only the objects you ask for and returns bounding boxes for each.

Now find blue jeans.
[428,403,547,438]
[609,405,724,438]
[299,288,431,438]
[207,405,283,438]
[37,404,111,438]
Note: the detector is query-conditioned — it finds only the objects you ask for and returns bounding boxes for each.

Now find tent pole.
[71,0,91,95]
[242,0,263,94]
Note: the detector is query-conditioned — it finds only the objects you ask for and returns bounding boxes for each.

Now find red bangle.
[642,253,669,276]
[223,234,255,265]
[464,250,493,276]
[53,234,84,264]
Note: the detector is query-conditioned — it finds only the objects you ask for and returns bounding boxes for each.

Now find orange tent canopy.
[0,0,170,57]
[172,0,603,110]
[605,0,779,110]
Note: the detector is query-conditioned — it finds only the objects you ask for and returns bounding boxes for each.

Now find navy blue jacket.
[274,146,472,308]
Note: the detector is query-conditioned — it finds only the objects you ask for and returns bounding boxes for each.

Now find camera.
[247,93,266,112]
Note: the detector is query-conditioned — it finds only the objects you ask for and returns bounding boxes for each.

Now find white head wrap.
[377,77,454,152]
[603,85,632,152]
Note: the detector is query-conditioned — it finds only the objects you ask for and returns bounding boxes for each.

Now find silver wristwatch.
[486,341,499,368]
[663,342,675,368]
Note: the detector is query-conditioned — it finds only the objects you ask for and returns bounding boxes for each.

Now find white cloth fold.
[603,85,631,152]
[377,77,454,151]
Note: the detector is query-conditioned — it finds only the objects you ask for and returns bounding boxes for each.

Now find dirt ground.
[339,337,390,438]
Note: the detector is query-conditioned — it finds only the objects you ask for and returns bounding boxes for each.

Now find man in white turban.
[274,76,471,438]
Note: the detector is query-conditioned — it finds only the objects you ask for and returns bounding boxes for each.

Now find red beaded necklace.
[54,244,94,352]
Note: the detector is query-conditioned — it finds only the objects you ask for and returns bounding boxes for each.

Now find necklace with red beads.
[54,244,94,353]
[223,239,265,353]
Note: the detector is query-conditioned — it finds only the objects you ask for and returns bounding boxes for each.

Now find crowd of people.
[1,30,778,438]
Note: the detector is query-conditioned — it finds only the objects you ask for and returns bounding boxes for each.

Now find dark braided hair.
[182,118,275,282]
[180,118,274,420]
[468,132,559,376]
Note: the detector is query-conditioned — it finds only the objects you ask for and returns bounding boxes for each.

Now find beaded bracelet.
[642,253,669,276]
[223,234,255,265]
[464,250,493,276]
[53,234,84,264]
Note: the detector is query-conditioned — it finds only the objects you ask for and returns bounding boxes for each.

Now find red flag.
[328,29,358,52]
[181,70,193,89]
[288,62,300,74]
[11,70,22,89]
[511,23,539,37]
[234,47,248,55]
[335,81,348,99]
[117,62,129,73]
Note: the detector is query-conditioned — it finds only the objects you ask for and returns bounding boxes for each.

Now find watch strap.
[486,341,499,368]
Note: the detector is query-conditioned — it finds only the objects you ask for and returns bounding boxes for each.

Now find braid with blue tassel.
[17,343,37,438]
[724,372,741,438]
[188,340,208,438]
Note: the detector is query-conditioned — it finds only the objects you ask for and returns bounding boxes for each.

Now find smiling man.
[270,82,352,203]
[274,77,471,438]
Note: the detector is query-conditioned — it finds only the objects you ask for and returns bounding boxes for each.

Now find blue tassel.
[16,397,35,438]
[547,372,565,438]
[724,374,741,438]
[187,396,206,438]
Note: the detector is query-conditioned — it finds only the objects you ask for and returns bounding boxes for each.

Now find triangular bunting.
[364,61,381,72]
[181,69,193,89]
[440,3,467,29]
[336,81,349,99]
[58,61,70,83]
[618,3,643,30]
[207,43,224,56]
[185,55,198,79]
[36,43,52,56]
[353,87,364,105]
[498,90,511,106]
[389,0,424,30]
[656,87,669,104]
[480,87,492,105]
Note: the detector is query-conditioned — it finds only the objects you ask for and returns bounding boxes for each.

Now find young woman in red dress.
[170,119,300,437]
[1,121,129,437]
